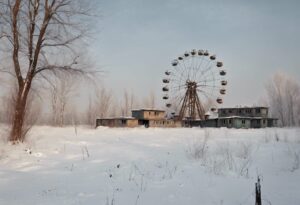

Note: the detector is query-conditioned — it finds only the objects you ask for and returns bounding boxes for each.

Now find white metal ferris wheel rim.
[162,49,227,111]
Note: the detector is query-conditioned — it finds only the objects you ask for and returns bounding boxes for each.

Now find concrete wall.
[149,120,181,128]
[96,119,138,128]
[267,119,277,127]
[233,119,251,128]
[218,118,232,128]
[218,118,251,128]
[218,107,269,118]
[132,110,165,120]
[132,111,143,120]
[126,119,139,127]
[187,119,218,127]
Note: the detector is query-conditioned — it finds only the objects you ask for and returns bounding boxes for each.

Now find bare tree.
[285,79,300,126]
[49,73,77,127]
[142,90,156,108]
[149,91,156,108]
[86,95,95,126]
[122,89,130,116]
[119,89,137,117]
[130,92,136,111]
[85,86,113,126]
[266,72,300,127]
[1,82,41,137]
[0,0,96,142]
[96,87,113,118]
[266,73,286,126]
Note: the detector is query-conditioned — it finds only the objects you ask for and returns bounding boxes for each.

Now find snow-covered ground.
[0,126,300,205]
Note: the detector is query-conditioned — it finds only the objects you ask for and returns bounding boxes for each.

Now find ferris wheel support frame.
[178,81,206,120]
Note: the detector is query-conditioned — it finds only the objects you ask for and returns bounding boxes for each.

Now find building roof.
[97,117,137,120]
[205,111,218,119]
[218,116,277,120]
[218,106,269,110]
[131,108,165,112]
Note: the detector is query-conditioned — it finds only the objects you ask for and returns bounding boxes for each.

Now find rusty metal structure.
[162,49,227,120]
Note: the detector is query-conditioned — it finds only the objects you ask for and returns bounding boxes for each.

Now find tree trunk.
[9,83,31,142]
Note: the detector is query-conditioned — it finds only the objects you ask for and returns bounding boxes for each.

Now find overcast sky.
[87,0,300,108]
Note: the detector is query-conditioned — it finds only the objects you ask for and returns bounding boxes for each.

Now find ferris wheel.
[162,49,227,120]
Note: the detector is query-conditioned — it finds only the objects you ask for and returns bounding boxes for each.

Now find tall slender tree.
[0,0,96,142]
[266,72,300,127]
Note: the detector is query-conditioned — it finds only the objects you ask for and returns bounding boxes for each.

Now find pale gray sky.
[89,0,300,107]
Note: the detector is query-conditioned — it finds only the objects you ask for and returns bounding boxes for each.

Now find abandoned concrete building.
[96,107,277,129]
[197,106,278,128]
[96,117,139,128]
[96,109,181,128]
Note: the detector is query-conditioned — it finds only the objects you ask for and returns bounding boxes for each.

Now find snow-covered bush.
[186,129,210,162]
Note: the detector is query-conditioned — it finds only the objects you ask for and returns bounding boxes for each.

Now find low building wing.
[132,109,165,120]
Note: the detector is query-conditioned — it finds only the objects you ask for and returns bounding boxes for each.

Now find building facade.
[96,109,181,128]
[215,107,277,128]
[96,117,138,128]
[96,107,277,129]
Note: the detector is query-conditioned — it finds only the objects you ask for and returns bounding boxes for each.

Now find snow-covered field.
[0,126,300,205]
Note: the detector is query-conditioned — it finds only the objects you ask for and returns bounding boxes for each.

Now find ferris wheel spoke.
[195,55,204,73]
[196,61,214,80]
[198,92,217,107]
[194,63,210,81]
[198,89,219,100]
[174,62,184,72]
[190,56,195,80]
[197,67,222,83]
[169,84,187,92]
[177,63,190,81]
[197,83,222,89]
[194,56,208,75]
[196,61,217,86]
[198,84,219,93]
[169,94,185,108]
[183,57,194,80]
[196,77,224,84]
[192,56,203,81]
[201,68,219,83]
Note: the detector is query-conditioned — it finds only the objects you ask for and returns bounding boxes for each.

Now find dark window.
[239,109,242,114]
[256,108,261,113]
[256,119,260,124]
[242,120,245,124]
[149,112,151,115]
[121,120,126,125]
[229,119,232,124]
[222,110,226,114]
[223,119,226,124]
[263,119,266,124]
[229,109,232,113]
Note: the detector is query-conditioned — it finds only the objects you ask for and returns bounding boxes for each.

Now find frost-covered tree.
[86,86,113,126]
[0,0,96,142]
[266,72,300,127]
[49,73,77,127]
